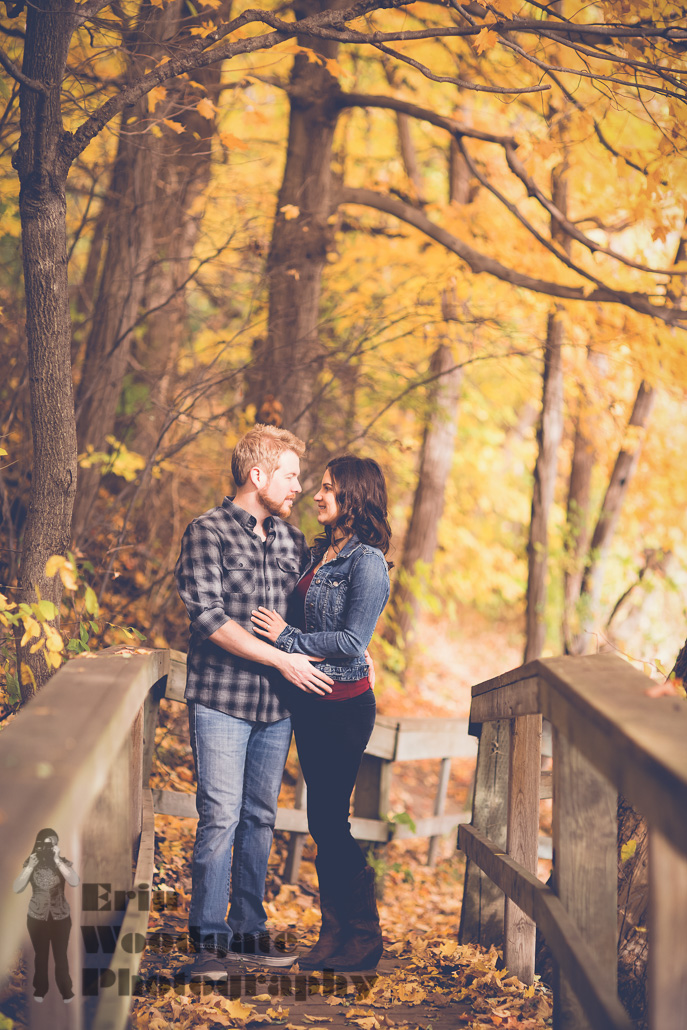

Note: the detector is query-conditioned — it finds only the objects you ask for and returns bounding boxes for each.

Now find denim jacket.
[275,535,390,681]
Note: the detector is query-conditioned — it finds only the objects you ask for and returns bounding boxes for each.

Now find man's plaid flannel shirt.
[175,496,308,722]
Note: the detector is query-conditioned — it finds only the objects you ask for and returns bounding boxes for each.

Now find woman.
[13,828,80,1002]
[251,455,391,972]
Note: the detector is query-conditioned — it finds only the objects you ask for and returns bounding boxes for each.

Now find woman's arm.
[253,551,390,659]
[53,845,80,887]
[13,854,37,893]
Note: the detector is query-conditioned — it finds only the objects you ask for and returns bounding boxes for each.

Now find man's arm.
[176,517,332,695]
[209,619,333,696]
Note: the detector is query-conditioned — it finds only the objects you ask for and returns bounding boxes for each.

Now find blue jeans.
[188,702,292,951]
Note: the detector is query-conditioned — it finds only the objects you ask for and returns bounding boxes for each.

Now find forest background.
[1,0,687,704]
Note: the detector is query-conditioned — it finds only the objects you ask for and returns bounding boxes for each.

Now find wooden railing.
[0,646,474,1030]
[0,645,168,1030]
[458,653,687,1030]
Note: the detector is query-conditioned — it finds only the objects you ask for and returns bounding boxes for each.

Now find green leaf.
[388,811,417,834]
[79,622,89,645]
[130,627,146,641]
[36,599,57,621]
[84,586,98,616]
[4,669,20,704]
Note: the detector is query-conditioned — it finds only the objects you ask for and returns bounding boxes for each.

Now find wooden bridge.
[0,646,685,1029]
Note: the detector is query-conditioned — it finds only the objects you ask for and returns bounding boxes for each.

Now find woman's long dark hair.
[314,455,392,560]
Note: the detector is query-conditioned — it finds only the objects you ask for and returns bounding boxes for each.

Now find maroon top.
[294,567,370,702]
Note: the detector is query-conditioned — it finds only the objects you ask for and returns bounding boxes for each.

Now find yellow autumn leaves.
[0,554,98,697]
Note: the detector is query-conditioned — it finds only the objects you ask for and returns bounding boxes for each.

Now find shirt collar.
[222,496,275,538]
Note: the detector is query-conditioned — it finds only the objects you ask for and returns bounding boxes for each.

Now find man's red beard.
[257,488,294,519]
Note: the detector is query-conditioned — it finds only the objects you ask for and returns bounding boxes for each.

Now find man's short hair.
[231,424,306,487]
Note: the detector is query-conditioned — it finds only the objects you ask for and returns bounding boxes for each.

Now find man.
[175,424,333,977]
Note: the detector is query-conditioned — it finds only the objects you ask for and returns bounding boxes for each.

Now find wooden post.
[459,720,510,950]
[353,754,392,857]
[427,757,451,867]
[648,829,687,1030]
[284,769,307,884]
[142,680,165,788]
[552,729,617,1030]
[504,714,541,984]
[130,707,144,857]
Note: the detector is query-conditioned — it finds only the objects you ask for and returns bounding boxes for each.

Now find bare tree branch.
[338,186,687,326]
[497,31,686,103]
[0,22,25,38]
[337,91,515,143]
[0,46,47,92]
[371,40,548,93]
[338,91,681,278]
[455,138,608,289]
[502,144,680,276]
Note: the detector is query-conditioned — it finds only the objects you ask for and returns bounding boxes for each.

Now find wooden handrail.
[459,652,687,1030]
[0,646,168,982]
[469,653,687,855]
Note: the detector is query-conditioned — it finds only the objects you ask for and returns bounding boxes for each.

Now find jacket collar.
[316,533,362,562]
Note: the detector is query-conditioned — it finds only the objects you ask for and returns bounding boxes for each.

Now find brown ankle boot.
[298,889,344,970]
[299,858,346,970]
[323,866,383,972]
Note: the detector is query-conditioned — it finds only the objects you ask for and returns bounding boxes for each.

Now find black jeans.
[27,914,73,999]
[290,688,376,884]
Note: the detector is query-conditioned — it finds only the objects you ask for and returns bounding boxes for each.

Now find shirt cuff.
[276,626,298,652]
[192,608,231,639]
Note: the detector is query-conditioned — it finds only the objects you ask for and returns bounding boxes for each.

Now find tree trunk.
[523,314,564,662]
[385,339,462,645]
[382,63,426,205]
[562,348,606,653]
[449,138,471,205]
[134,66,220,461]
[14,0,79,697]
[126,69,219,573]
[248,0,344,443]
[574,380,656,648]
[71,8,169,542]
[71,0,221,545]
[523,152,567,663]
